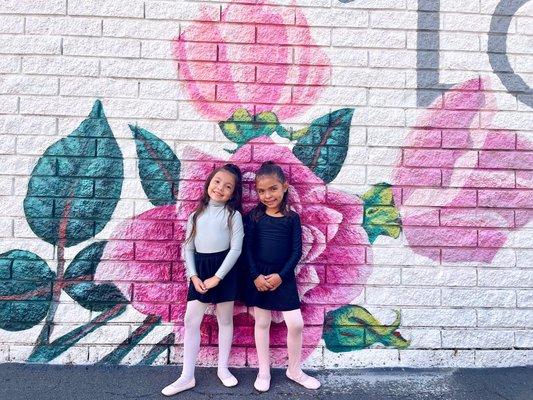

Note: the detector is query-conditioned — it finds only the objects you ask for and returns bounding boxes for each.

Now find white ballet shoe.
[254,374,271,392]
[286,369,321,390]
[217,371,238,387]
[161,377,196,396]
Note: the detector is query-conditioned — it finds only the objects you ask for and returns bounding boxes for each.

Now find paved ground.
[1,364,531,400]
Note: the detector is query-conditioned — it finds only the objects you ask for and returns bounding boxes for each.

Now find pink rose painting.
[173,0,330,121]
[393,78,533,263]
[97,137,374,366]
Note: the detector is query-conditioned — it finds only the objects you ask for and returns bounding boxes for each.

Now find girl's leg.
[282,309,320,390]
[215,301,238,386]
[253,307,272,391]
[162,300,208,396]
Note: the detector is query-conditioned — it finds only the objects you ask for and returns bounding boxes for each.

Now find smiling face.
[207,170,236,203]
[255,174,288,213]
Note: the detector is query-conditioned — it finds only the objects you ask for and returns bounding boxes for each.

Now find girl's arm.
[278,213,303,280]
[244,215,261,280]
[213,211,244,279]
[183,214,198,279]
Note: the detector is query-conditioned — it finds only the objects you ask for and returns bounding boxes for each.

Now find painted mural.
[0,0,531,366]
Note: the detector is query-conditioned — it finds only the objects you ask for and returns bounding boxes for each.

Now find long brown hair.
[250,161,290,221]
[186,163,243,242]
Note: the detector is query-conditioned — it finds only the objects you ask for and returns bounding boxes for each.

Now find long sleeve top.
[184,200,244,279]
[244,211,302,281]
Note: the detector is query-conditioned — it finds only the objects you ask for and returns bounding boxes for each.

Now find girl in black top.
[244,161,320,392]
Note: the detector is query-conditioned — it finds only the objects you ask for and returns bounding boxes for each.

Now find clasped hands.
[191,275,220,294]
[254,273,282,292]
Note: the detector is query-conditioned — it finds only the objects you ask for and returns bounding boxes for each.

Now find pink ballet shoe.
[161,377,196,396]
[286,370,321,390]
[218,371,238,387]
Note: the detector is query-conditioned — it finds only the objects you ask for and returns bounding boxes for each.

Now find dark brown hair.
[250,161,290,221]
[186,163,243,242]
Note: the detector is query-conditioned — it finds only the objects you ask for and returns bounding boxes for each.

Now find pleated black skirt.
[245,262,301,311]
[186,249,238,304]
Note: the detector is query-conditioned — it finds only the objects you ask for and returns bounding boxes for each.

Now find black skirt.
[187,249,238,304]
[245,262,301,311]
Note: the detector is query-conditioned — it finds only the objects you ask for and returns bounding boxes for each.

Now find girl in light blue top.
[162,164,244,396]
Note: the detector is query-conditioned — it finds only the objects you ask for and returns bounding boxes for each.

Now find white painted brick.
[0,135,16,155]
[299,8,368,27]
[365,267,401,285]
[330,165,366,185]
[367,107,405,127]
[0,75,58,95]
[60,77,138,98]
[141,40,173,59]
[370,10,417,29]
[440,0,480,13]
[22,56,99,77]
[320,86,366,106]
[402,308,477,327]
[53,303,92,324]
[139,80,183,100]
[517,290,533,308]
[478,309,533,328]
[138,119,216,142]
[442,288,516,308]
[0,218,13,237]
[371,246,439,266]
[399,350,475,367]
[48,346,89,365]
[478,269,533,288]
[51,323,130,345]
[366,287,440,306]
[0,16,24,34]
[20,96,96,117]
[342,0,407,10]
[25,16,102,36]
[8,346,33,362]
[68,0,144,18]
[0,35,61,55]
[332,29,406,48]
[103,99,177,119]
[399,328,441,348]
[442,13,493,33]
[101,59,176,80]
[0,0,66,15]
[369,50,416,69]
[0,56,20,73]
[0,177,13,195]
[104,19,179,40]
[515,330,533,348]
[440,32,481,51]
[475,350,532,367]
[145,1,220,21]
[367,147,401,165]
[63,37,140,58]
[328,48,367,69]
[13,218,38,238]
[0,96,18,115]
[442,329,514,348]
[15,135,57,156]
[402,268,477,287]
[0,115,56,135]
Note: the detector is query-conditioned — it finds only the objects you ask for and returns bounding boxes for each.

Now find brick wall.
[0,0,531,368]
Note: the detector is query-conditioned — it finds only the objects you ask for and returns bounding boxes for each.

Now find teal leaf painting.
[292,108,354,183]
[322,305,410,352]
[23,100,124,247]
[0,250,55,331]
[130,125,181,206]
[63,241,127,312]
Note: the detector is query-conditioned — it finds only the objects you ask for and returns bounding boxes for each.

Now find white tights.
[180,300,235,381]
[254,307,304,378]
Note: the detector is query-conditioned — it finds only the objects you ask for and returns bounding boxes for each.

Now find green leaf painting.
[292,108,354,183]
[63,241,128,311]
[323,305,410,352]
[24,100,124,247]
[219,108,279,152]
[361,183,402,243]
[130,125,181,206]
[0,250,55,331]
